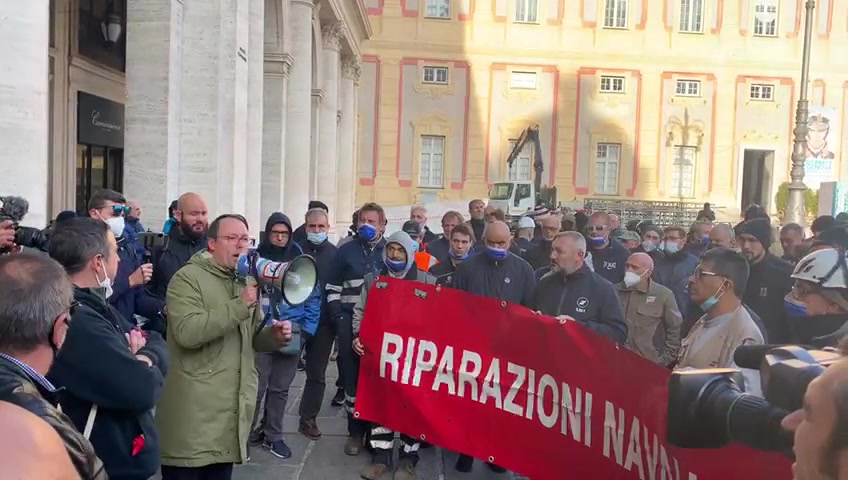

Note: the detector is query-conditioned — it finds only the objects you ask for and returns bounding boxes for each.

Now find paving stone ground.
[233,363,523,480]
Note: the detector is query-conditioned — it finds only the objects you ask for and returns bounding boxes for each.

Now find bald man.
[451,220,536,473]
[0,401,80,480]
[150,192,210,303]
[616,252,682,367]
[708,223,736,250]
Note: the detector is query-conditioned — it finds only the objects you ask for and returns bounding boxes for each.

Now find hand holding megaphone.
[236,250,318,306]
[240,283,258,306]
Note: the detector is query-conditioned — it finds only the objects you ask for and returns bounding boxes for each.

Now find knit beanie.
[736,218,772,249]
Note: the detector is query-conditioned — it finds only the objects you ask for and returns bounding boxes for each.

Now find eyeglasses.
[269,231,290,239]
[693,268,722,280]
[218,235,252,245]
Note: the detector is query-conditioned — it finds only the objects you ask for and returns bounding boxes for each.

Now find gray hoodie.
[352,231,435,336]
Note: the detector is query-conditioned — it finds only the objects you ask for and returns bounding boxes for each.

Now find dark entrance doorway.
[740,149,775,213]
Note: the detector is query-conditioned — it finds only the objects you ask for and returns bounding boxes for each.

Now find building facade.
[1,0,370,233]
[355,0,848,217]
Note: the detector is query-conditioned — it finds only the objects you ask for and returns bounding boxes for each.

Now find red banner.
[355,278,793,480]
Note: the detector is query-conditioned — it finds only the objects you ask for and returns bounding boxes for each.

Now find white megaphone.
[236,250,318,306]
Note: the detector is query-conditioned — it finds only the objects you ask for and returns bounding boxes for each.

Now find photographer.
[780,340,848,480]
[785,248,848,347]
[86,189,164,328]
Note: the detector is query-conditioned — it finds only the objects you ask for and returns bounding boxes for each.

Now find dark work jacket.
[532,265,628,344]
[49,287,168,480]
[510,237,534,258]
[299,238,339,325]
[453,251,536,308]
[423,227,438,247]
[0,356,108,479]
[110,236,165,327]
[292,223,307,244]
[590,238,630,284]
[426,236,450,263]
[523,239,553,270]
[468,218,486,242]
[429,258,460,287]
[744,253,796,343]
[653,251,699,321]
[149,226,208,300]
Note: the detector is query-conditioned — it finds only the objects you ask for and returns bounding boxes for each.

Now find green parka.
[156,251,282,467]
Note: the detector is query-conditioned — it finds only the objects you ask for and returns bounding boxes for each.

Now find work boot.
[299,417,322,440]
[344,436,362,456]
[360,463,389,480]
[331,387,345,407]
[455,454,474,472]
[393,458,417,480]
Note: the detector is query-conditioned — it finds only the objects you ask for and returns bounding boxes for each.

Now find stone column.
[0,2,50,227]
[261,54,292,222]
[316,23,343,222]
[310,88,323,200]
[336,56,360,235]
[245,0,264,232]
[284,0,315,214]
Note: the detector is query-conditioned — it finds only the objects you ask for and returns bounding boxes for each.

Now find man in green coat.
[157,214,292,480]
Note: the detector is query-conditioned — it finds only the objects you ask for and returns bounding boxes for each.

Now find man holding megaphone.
[155,214,305,480]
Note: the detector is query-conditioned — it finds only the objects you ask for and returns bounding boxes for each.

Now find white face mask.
[101,215,126,238]
[623,271,642,288]
[94,264,113,299]
[642,240,657,252]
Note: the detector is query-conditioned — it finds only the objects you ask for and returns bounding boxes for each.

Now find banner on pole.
[354,278,792,480]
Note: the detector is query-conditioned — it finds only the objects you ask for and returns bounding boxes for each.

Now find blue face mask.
[385,258,407,273]
[358,224,377,242]
[699,282,726,311]
[662,241,680,255]
[588,236,606,247]
[449,250,470,261]
[702,235,710,245]
[411,240,420,252]
[307,232,327,245]
[784,298,808,317]
[485,247,508,261]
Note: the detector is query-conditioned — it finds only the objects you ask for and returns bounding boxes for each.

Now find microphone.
[734,344,816,370]
[0,196,30,223]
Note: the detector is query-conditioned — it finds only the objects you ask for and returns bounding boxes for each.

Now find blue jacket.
[109,236,164,326]
[326,234,387,319]
[299,237,339,325]
[162,217,177,234]
[652,251,699,320]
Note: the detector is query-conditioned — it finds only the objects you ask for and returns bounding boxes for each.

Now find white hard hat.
[518,216,536,229]
[792,248,848,289]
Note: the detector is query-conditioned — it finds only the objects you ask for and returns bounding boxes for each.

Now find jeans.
[160,464,233,480]
[251,352,300,441]
[299,320,339,419]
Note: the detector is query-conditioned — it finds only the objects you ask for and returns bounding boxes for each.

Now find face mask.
[307,232,327,245]
[357,224,378,242]
[662,241,680,255]
[385,258,407,273]
[623,271,642,288]
[411,241,420,252]
[642,241,657,252]
[102,215,125,238]
[449,250,470,261]
[701,235,710,245]
[699,281,726,311]
[485,247,508,261]
[588,236,606,247]
[94,260,113,299]
[784,298,808,317]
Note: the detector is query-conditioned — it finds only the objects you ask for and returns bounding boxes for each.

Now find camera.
[0,196,50,253]
[666,345,842,455]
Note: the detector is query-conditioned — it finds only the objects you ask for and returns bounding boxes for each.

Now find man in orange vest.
[402,220,438,273]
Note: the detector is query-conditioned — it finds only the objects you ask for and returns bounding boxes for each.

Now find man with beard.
[150,193,209,302]
[736,218,795,343]
[522,214,560,270]
[533,231,627,344]
[780,223,806,264]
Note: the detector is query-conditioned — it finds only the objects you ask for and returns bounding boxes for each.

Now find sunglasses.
[103,205,131,217]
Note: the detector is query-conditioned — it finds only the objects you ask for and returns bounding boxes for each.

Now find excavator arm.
[505,124,544,201]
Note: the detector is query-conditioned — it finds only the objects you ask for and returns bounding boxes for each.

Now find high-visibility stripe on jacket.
[415,251,438,272]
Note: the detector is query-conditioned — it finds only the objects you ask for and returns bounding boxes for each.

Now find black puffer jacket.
[0,355,107,479]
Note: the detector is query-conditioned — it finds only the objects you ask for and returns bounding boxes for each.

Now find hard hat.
[517,216,535,229]
[792,248,848,289]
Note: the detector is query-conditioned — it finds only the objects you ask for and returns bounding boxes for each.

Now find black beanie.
[736,218,772,249]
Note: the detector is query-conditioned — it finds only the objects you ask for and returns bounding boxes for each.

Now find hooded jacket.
[256,212,321,336]
[352,232,436,336]
[157,251,285,467]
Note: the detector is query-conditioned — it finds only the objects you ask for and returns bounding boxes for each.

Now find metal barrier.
[582,198,722,228]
